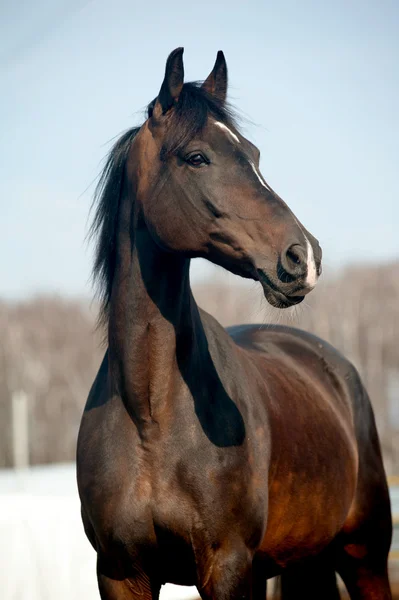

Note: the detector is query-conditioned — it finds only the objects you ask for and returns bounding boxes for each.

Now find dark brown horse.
[77,48,392,599]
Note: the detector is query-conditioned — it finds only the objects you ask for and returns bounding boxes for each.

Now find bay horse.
[77,48,392,599]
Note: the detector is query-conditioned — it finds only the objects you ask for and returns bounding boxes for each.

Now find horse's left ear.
[202,51,228,104]
[153,47,184,119]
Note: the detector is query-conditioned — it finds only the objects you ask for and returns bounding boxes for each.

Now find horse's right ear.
[152,48,184,119]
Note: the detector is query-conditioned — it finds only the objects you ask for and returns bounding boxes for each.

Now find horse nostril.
[286,247,302,266]
[280,243,307,281]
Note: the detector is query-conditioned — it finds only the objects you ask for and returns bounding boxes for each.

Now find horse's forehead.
[214,121,240,144]
[207,119,256,155]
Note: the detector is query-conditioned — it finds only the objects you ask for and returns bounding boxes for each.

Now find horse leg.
[278,555,341,600]
[252,554,267,600]
[336,555,391,600]
[335,501,392,598]
[97,554,160,600]
[197,545,253,600]
[335,532,391,600]
[335,467,392,597]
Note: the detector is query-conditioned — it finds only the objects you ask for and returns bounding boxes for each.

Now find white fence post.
[11,391,29,469]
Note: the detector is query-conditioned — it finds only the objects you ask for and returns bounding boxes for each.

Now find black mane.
[90,82,238,327]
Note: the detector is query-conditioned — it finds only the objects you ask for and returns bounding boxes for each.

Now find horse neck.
[107,195,195,429]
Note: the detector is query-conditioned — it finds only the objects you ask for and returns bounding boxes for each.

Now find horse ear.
[202,51,227,104]
[153,48,184,118]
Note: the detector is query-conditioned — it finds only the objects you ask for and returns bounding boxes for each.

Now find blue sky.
[1,0,398,299]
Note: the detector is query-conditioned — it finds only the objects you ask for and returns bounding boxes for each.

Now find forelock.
[147,82,238,156]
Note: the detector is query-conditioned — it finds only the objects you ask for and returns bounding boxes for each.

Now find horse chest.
[145,433,268,551]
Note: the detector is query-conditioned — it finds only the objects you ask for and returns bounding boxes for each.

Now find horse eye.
[186,153,208,167]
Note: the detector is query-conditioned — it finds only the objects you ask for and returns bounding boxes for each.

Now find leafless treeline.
[1,260,398,473]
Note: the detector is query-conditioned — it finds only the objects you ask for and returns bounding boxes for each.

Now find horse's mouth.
[257,269,305,309]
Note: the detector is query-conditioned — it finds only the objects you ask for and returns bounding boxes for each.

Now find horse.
[77,48,392,600]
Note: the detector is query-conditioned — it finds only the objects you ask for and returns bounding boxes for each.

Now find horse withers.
[77,48,392,599]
